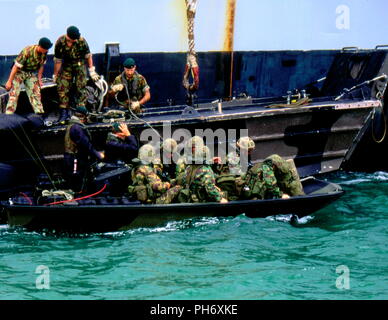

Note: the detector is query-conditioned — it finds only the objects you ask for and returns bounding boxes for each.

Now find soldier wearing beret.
[53,26,100,124]
[107,57,150,113]
[5,37,53,115]
[104,122,139,163]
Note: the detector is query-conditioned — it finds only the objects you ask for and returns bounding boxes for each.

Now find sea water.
[0,171,387,300]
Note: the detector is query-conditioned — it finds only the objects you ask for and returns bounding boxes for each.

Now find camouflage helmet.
[186,136,204,149]
[162,138,178,153]
[138,144,156,164]
[237,137,255,150]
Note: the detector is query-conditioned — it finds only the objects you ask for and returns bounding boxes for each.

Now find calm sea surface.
[1,171,387,300]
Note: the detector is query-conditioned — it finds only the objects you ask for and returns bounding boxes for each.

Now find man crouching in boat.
[171,136,228,204]
[129,144,181,204]
[63,106,105,193]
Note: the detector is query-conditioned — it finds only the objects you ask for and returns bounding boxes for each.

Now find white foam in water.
[266,214,314,225]
[340,171,388,185]
[0,224,10,230]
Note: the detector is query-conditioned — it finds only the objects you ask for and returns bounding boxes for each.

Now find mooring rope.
[183,0,199,93]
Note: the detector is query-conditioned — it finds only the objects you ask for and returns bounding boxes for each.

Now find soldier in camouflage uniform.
[107,58,150,113]
[221,136,255,176]
[156,138,181,183]
[262,154,304,197]
[241,157,290,200]
[215,137,255,201]
[129,144,181,204]
[176,138,228,204]
[5,37,53,115]
[53,26,100,124]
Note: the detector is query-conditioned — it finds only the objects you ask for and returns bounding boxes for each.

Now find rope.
[183,0,199,93]
[18,123,58,190]
[45,183,107,206]
[8,124,57,190]
[121,79,164,142]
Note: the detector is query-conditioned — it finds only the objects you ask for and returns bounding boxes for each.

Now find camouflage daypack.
[263,155,304,196]
[128,165,155,203]
[216,174,244,201]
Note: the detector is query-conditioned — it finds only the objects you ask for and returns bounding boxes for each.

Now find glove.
[111,84,124,93]
[131,101,141,112]
[88,66,100,81]
[52,74,57,83]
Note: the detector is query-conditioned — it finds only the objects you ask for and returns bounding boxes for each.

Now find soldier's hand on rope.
[111,84,124,93]
[88,66,100,81]
[281,193,290,199]
[220,198,228,204]
[131,101,141,112]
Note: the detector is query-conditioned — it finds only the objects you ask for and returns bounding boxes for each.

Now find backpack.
[216,174,243,201]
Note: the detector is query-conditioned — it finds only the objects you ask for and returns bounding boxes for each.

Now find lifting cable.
[182,0,199,93]
[8,124,57,190]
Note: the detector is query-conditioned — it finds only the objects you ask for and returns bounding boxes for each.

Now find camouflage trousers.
[155,185,183,204]
[6,70,44,114]
[57,65,87,109]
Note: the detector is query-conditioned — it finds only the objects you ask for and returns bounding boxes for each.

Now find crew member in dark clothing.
[63,106,104,192]
[104,122,138,163]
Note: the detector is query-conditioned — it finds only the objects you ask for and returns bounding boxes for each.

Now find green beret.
[67,26,80,40]
[123,58,136,69]
[112,122,121,132]
[38,37,53,50]
[74,106,89,116]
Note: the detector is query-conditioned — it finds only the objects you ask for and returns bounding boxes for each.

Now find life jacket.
[64,117,91,155]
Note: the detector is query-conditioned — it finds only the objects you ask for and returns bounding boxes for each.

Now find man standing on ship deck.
[5,37,53,115]
[107,58,150,113]
[53,26,100,124]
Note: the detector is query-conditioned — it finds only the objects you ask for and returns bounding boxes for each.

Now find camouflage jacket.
[220,151,253,177]
[14,45,47,72]
[113,71,150,102]
[180,165,223,202]
[54,35,91,67]
[243,162,283,200]
[132,164,170,194]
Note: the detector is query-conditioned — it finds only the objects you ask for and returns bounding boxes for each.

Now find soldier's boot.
[57,108,70,125]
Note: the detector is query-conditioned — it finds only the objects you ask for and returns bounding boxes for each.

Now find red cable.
[45,184,107,206]
[20,192,33,206]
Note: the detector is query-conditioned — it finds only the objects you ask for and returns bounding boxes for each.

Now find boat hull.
[3,178,344,233]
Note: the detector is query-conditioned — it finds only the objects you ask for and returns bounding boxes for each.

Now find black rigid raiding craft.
[1,177,344,233]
